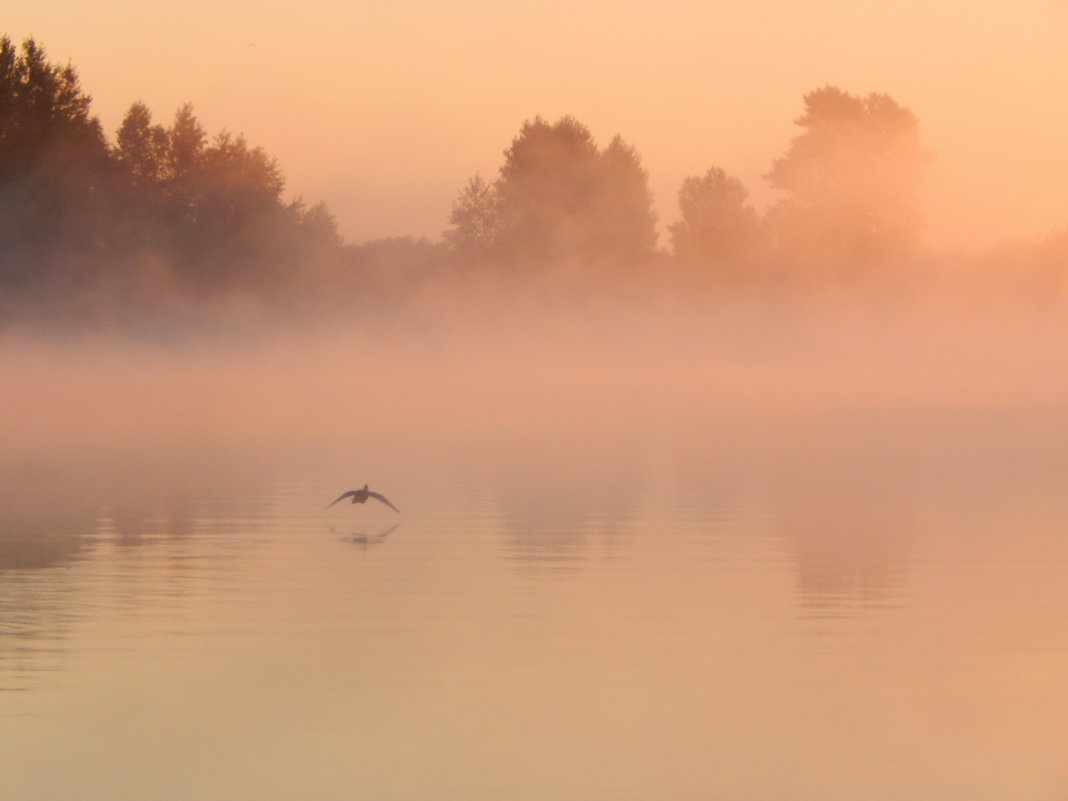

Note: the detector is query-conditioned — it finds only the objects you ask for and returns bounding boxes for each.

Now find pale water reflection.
[333,523,400,547]
[3,414,1068,799]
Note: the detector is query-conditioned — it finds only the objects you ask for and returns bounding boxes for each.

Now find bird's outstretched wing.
[326,490,358,509]
[367,491,400,512]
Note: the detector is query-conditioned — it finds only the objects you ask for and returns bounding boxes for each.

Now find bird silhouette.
[326,485,400,512]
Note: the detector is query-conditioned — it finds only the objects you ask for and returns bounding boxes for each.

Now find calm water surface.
[3,412,1068,800]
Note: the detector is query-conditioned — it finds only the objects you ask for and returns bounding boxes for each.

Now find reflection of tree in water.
[0,454,271,570]
[0,452,274,688]
[660,421,763,525]
[765,426,916,616]
[492,435,647,573]
[0,465,97,572]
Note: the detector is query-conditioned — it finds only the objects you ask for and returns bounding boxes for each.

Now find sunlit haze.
[7,7,1068,800]
[8,0,1068,247]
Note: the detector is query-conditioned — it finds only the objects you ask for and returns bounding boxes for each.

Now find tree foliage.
[446,116,657,270]
[670,166,758,265]
[11,36,1044,326]
[444,174,497,256]
[765,86,925,266]
[0,36,352,322]
[593,136,659,265]
[0,36,106,181]
[0,36,111,293]
[115,101,168,186]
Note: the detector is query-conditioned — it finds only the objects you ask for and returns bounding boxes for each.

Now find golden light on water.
[5,5,1068,799]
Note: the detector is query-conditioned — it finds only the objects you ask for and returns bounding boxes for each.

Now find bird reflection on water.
[329,523,399,547]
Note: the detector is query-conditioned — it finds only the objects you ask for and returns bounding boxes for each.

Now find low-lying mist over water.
[6,295,1068,800]
[4,289,1067,458]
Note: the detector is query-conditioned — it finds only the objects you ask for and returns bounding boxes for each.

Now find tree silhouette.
[159,103,207,237]
[0,36,111,295]
[765,86,925,267]
[188,131,288,288]
[494,115,602,265]
[444,174,498,257]
[0,36,106,182]
[115,102,168,187]
[593,136,658,265]
[0,33,372,327]
[292,199,342,249]
[112,102,317,294]
[670,166,758,266]
[447,116,658,272]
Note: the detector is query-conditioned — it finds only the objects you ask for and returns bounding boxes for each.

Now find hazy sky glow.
[9,0,1068,247]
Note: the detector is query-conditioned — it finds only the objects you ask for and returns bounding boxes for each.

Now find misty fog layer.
[4,296,1066,463]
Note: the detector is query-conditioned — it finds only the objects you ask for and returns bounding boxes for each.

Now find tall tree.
[449,116,658,270]
[0,36,106,181]
[444,174,498,256]
[115,101,168,186]
[494,115,602,264]
[765,86,925,266]
[167,102,206,180]
[593,136,658,265]
[162,102,207,227]
[200,131,284,216]
[670,166,758,265]
[0,36,110,293]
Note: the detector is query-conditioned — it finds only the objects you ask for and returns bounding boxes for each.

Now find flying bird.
[326,485,400,512]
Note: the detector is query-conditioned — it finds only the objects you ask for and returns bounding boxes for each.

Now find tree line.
[1,34,1063,331]
[445,88,926,279]
[0,36,355,324]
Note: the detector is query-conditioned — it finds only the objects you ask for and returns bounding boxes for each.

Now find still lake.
[3,404,1068,800]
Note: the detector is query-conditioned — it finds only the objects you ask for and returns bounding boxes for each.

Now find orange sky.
[8,0,1068,248]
